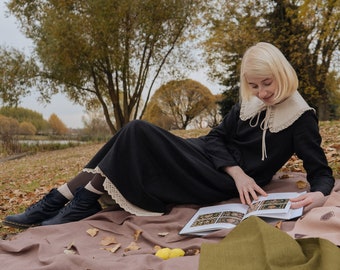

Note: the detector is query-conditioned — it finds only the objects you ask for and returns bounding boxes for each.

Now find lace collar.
[240,91,314,160]
[240,91,313,132]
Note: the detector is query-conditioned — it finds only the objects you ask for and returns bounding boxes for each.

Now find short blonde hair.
[240,42,298,103]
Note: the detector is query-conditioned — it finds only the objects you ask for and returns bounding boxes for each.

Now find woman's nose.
[258,88,267,98]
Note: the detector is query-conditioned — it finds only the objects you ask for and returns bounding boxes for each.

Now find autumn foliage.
[48,113,68,135]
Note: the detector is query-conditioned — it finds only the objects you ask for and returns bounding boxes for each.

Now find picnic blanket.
[1,172,339,270]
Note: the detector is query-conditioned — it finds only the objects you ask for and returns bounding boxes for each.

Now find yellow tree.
[19,122,37,135]
[204,0,339,119]
[144,79,216,130]
[0,115,20,154]
[48,114,68,135]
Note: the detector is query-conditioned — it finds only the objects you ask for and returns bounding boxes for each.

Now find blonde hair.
[240,42,298,103]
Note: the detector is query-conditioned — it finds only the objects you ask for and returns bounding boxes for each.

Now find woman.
[3,42,334,229]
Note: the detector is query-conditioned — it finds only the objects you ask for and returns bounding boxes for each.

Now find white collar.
[240,91,314,133]
[240,91,314,160]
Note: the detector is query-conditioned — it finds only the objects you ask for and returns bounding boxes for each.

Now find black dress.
[85,103,334,214]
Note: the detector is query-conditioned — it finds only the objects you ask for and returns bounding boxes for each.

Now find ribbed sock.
[67,171,95,193]
[57,184,74,200]
[89,174,106,193]
[85,182,104,195]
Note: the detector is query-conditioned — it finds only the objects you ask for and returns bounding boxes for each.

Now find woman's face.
[245,75,278,105]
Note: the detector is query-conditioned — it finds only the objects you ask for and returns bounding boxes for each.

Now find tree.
[82,110,111,140]
[141,102,174,130]
[204,0,339,119]
[144,79,216,129]
[8,0,202,133]
[48,114,68,135]
[0,107,49,133]
[19,121,37,135]
[0,47,38,107]
[0,115,20,154]
[265,0,340,120]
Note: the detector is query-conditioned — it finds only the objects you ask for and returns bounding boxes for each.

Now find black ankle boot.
[3,189,69,229]
[41,188,102,226]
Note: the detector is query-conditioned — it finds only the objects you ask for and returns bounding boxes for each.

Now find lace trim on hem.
[82,168,97,174]
[83,167,162,216]
[103,178,163,217]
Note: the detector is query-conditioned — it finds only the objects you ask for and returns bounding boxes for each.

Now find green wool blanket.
[199,216,340,270]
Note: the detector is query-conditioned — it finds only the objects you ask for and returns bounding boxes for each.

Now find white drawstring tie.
[249,107,272,161]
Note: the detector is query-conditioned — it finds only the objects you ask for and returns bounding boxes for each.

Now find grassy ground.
[0,123,339,239]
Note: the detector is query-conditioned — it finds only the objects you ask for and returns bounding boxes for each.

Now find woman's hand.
[290,191,324,209]
[224,166,267,205]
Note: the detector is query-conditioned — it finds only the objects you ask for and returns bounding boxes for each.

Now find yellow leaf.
[157,232,169,237]
[102,243,121,253]
[100,235,117,246]
[275,220,283,229]
[124,241,141,252]
[153,245,162,252]
[134,229,143,241]
[86,228,99,237]
[279,174,290,179]
[64,241,78,255]
[296,180,308,189]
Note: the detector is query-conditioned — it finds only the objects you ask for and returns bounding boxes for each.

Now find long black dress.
[84,102,334,214]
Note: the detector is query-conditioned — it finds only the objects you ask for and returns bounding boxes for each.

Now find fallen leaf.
[296,180,308,189]
[134,229,143,241]
[185,248,200,256]
[102,243,121,253]
[86,228,99,237]
[157,232,169,237]
[153,245,162,252]
[124,241,141,252]
[100,235,118,246]
[64,249,77,255]
[64,241,78,255]
[275,220,283,229]
[279,174,290,179]
[65,241,75,250]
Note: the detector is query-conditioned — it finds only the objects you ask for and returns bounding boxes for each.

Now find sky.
[0,2,222,128]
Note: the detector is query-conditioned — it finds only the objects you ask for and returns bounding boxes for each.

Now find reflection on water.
[19,140,83,145]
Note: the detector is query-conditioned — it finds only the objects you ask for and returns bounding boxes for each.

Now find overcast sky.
[0,2,222,128]
[0,2,86,128]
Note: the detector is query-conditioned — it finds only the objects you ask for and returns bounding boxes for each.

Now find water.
[18,140,82,145]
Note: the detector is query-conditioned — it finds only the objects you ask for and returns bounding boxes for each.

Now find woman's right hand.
[224,166,267,205]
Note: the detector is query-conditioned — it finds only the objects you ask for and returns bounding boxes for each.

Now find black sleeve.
[203,104,240,170]
[293,110,335,195]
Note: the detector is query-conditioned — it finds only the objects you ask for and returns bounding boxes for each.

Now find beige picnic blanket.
[0,172,339,270]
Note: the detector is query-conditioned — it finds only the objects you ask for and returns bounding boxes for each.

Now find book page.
[179,192,305,235]
[244,192,304,220]
[179,203,248,235]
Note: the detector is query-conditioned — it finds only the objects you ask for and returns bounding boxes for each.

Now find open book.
[179,192,305,236]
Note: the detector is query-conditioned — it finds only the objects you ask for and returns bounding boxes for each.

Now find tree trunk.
[317,101,330,121]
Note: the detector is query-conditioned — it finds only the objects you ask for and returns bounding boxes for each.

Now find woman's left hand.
[290,191,324,209]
